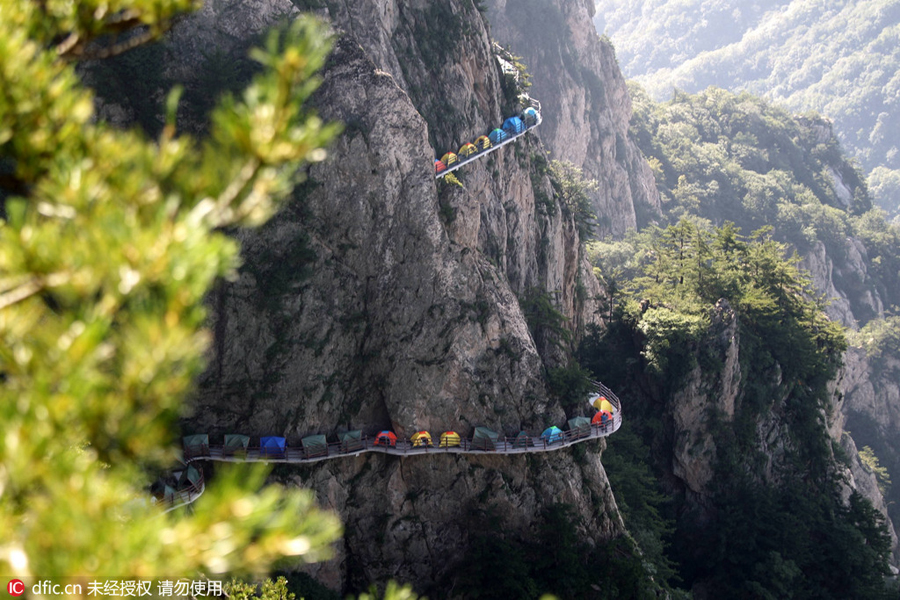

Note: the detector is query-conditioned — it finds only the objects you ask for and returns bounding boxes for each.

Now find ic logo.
[7,580,24,596]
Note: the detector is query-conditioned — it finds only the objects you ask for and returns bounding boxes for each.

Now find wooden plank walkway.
[164,381,620,513]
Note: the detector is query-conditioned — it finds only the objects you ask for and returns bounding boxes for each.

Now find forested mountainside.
[579,84,900,596]
[80,0,900,597]
[593,0,900,218]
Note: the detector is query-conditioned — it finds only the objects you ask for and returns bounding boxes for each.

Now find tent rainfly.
[260,436,286,458]
[541,426,564,444]
[224,434,250,456]
[568,417,592,439]
[472,427,500,451]
[592,410,613,426]
[458,143,478,158]
[302,434,328,458]
[592,395,614,413]
[375,431,398,447]
[435,159,447,174]
[340,430,364,452]
[440,431,461,447]
[502,116,526,135]
[441,152,459,166]
[514,431,531,448]
[183,434,209,457]
[179,465,202,490]
[474,135,492,151]
[488,128,509,145]
[411,431,433,447]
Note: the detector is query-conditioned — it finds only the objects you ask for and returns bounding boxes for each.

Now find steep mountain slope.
[130,0,655,594]
[594,0,900,216]
[487,0,661,234]
[614,84,900,573]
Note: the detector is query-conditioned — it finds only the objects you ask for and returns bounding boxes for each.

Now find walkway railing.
[435,97,542,179]
[165,381,621,509]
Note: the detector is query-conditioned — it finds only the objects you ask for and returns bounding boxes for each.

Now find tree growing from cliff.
[0,0,344,582]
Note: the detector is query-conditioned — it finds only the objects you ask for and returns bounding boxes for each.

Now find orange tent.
[435,159,447,174]
[375,430,398,446]
[592,410,613,426]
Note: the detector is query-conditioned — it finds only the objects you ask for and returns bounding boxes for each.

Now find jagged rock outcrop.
[149,0,626,594]
[487,0,661,236]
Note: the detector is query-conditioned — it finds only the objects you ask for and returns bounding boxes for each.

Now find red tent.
[375,430,398,447]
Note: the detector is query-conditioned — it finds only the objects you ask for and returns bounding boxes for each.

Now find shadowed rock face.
[487,0,661,235]
[162,0,624,593]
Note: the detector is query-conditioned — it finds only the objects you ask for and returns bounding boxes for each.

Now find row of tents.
[434,106,540,176]
[182,397,617,458]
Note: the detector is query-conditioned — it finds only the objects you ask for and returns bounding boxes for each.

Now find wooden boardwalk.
[163,385,621,511]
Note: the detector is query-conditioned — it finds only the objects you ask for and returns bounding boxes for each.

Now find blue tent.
[488,128,509,145]
[522,107,540,126]
[260,436,286,458]
[541,426,564,444]
[502,116,526,135]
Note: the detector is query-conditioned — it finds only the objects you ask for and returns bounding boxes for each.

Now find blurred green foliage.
[0,0,343,583]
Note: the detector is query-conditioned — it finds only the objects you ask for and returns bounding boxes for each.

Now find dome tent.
[411,431,433,447]
[522,107,539,126]
[502,116,526,135]
[514,431,531,448]
[458,143,478,158]
[488,128,509,145]
[592,395,614,413]
[375,430,397,447]
[474,135,492,151]
[541,426,564,444]
[441,152,458,166]
[592,410,613,426]
[440,431,461,447]
[434,159,447,174]
[568,417,591,439]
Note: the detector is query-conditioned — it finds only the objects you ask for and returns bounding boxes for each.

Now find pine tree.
[0,0,343,584]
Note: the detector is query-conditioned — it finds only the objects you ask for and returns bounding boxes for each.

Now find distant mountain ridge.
[594,0,900,216]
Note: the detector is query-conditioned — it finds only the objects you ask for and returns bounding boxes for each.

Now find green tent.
[568,416,591,439]
[183,433,209,456]
[302,434,328,458]
[179,465,202,490]
[340,430,364,452]
[513,431,531,448]
[223,434,250,456]
[472,427,500,451]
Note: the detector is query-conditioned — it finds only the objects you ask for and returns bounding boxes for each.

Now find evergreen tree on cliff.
[0,0,345,584]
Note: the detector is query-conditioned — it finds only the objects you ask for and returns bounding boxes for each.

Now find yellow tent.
[592,396,614,413]
[458,143,478,158]
[474,135,492,152]
[441,152,458,166]
[439,431,461,447]
[411,431,433,447]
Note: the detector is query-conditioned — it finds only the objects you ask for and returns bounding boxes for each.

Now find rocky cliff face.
[486,0,660,235]
[154,0,629,593]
